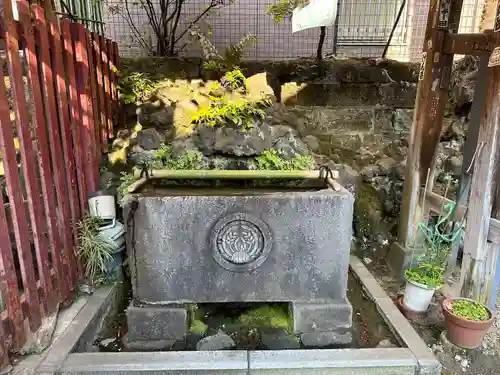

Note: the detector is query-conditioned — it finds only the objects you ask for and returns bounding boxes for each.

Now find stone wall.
[115,56,471,250]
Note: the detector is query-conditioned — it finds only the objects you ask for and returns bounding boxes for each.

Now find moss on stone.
[237,305,292,333]
[355,183,384,239]
[189,318,208,335]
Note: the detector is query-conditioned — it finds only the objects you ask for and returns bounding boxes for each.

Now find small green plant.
[118,171,137,195]
[254,149,315,170]
[221,69,248,92]
[404,263,445,288]
[451,300,490,321]
[118,72,156,104]
[154,145,206,170]
[76,216,114,285]
[190,28,257,71]
[191,96,272,130]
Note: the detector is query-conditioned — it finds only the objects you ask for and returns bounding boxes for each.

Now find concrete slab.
[249,349,417,375]
[60,351,248,375]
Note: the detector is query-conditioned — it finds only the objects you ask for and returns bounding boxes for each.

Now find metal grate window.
[56,0,105,34]
[337,0,407,45]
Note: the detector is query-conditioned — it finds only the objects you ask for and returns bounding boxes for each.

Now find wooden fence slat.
[86,31,101,180]
[2,0,43,330]
[33,4,72,299]
[72,23,97,195]
[112,41,120,124]
[102,37,113,140]
[61,19,87,212]
[18,0,60,312]
[0,171,24,349]
[92,33,107,153]
[107,39,117,120]
[46,11,79,289]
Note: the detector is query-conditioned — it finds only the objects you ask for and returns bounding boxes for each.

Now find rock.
[302,135,320,152]
[376,339,397,348]
[196,330,235,351]
[363,257,372,264]
[360,165,380,180]
[136,128,165,151]
[261,329,300,350]
[300,331,352,348]
[18,305,59,354]
[127,145,157,165]
[98,337,122,352]
[338,164,361,193]
[447,156,463,176]
[79,282,95,295]
[111,138,127,151]
[137,101,174,129]
[377,157,397,175]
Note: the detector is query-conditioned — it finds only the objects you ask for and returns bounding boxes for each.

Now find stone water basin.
[123,179,354,348]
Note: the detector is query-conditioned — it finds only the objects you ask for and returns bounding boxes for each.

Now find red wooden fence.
[0,0,119,367]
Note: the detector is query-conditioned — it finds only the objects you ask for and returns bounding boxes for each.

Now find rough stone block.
[291,302,352,333]
[300,330,352,348]
[126,304,187,341]
[291,107,375,135]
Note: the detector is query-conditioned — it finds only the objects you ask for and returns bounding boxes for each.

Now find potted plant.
[443,298,494,349]
[402,199,463,313]
[403,262,445,312]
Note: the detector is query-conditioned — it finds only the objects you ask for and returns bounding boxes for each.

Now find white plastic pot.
[402,279,438,312]
[88,191,116,220]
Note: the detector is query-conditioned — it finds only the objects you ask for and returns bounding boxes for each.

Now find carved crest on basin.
[211,212,273,272]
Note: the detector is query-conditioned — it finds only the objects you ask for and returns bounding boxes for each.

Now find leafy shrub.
[254,149,315,170]
[191,96,272,130]
[118,72,156,104]
[451,300,490,321]
[76,216,114,284]
[221,69,248,92]
[267,0,307,22]
[190,28,257,71]
[404,263,444,288]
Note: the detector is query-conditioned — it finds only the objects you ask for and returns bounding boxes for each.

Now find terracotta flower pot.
[443,298,494,349]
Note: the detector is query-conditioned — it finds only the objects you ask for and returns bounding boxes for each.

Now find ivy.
[117,171,137,195]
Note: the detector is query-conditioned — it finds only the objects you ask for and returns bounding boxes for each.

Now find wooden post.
[459,21,500,302]
[390,0,464,274]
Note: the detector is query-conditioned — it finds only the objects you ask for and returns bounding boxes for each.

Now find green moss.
[189,318,208,335]
[254,149,315,171]
[354,183,383,239]
[154,145,207,170]
[237,305,292,333]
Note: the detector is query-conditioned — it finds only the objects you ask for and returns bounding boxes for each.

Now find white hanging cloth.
[292,0,338,33]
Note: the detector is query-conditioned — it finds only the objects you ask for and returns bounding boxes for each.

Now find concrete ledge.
[61,351,248,375]
[349,256,441,375]
[249,349,416,374]
[36,285,117,373]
